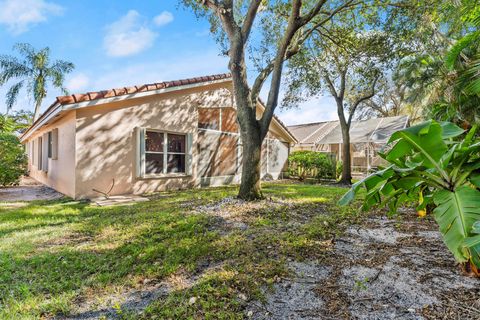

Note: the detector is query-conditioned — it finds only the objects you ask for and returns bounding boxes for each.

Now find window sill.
[138,173,191,180]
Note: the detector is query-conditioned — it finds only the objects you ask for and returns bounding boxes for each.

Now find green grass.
[0,182,363,319]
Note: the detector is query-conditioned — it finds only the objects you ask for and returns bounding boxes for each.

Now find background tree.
[0,43,74,121]
[0,133,27,186]
[0,110,33,134]
[356,77,422,123]
[283,0,439,184]
[285,27,396,184]
[393,1,480,127]
[180,0,367,199]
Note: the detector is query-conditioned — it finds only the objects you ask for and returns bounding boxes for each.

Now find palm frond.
[5,81,24,111]
[0,55,31,84]
[445,31,480,70]
[13,43,36,64]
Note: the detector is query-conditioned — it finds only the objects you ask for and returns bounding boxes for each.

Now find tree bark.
[238,123,263,200]
[201,0,329,200]
[33,100,42,122]
[340,124,352,184]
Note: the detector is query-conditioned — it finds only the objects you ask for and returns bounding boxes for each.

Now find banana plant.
[339,120,480,276]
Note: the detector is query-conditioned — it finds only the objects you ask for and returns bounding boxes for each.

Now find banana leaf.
[433,186,480,264]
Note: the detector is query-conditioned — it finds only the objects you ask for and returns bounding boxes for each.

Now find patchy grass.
[0,182,363,319]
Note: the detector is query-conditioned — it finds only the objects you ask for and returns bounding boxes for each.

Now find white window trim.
[136,127,192,179]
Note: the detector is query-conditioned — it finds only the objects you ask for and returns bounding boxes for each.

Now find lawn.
[0,182,362,319]
[2,182,478,320]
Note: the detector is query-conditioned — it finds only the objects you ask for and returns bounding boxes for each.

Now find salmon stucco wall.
[74,82,233,199]
[25,111,76,198]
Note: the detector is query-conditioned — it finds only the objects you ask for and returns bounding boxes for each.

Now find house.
[20,73,296,199]
[288,115,409,172]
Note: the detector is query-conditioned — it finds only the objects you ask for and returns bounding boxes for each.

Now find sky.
[0,0,337,125]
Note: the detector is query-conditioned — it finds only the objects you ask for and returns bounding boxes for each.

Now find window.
[32,140,36,166]
[145,131,164,174]
[48,131,53,158]
[142,130,188,176]
[37,137,42,169]
[166,134,186,173]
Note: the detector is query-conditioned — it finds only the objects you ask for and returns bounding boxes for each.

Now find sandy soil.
[248,216,480,320]
[56,196,480,319]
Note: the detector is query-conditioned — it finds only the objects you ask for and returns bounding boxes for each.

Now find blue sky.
[0,0,337,125]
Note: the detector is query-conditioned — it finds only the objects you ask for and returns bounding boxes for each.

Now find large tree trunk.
[238,125,263,200]
[226,30,267,201]
[339,124,352,184]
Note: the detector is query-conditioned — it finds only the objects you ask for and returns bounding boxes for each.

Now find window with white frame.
[142,130,190,176]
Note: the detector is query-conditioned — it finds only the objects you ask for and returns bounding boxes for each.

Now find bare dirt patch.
[249,215,479,320]
[0,177,64,202]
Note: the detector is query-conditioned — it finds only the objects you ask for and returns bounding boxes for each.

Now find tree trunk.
[33,100,42,122]
[339,125,352,184]
[238,126,263,200]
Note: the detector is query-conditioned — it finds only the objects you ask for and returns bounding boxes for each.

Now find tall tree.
[285,27,395,183]
[0,43,74,121]
[181,0,365,199]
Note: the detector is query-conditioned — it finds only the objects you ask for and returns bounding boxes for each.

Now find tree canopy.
[0,43,74,121]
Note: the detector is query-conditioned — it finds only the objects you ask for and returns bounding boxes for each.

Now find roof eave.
[20,76,232,142]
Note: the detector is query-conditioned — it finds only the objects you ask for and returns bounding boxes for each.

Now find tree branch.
[258,0,305,137]
[323,72,338,99]
[299,0,328,25]
[241,0,262,43]
[338,68,347,100]
[259,0,340,137]
[347,74,380,126]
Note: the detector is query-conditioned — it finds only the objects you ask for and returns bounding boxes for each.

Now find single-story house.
[288,115,409,172]
[20,73,296,199]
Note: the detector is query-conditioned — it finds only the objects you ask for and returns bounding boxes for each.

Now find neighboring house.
[288,115,409,172]
[20,73,296,199]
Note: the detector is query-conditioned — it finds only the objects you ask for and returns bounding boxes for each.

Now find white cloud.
[153,11,173,27]
[0,0,63,35]
[103,10,157,57]
[66,73,90,92]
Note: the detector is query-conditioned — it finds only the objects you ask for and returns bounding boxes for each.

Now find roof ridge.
[287,120,335,128]
[313,121,339,144]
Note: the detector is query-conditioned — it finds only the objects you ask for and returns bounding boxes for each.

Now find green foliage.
[0,43,74,120]
[0,183,361,318]
[340,121,480,273]
[288,151,336,180]
[0,133,27,186]
[0,110,32,134]
[394,2,480,126]
[336,160,343,180]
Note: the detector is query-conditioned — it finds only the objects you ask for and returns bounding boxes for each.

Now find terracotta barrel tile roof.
[56,73,232,106]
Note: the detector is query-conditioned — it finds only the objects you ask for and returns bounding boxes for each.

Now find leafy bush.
[0,133,27,186]
[336,160,343,180]
[340,121,480,275]
[288,151,336,180]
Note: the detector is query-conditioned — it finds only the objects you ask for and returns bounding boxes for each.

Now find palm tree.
[0,43,74,121]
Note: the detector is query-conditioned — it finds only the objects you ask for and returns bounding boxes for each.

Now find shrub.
[340,121,480,276]
[0,133,27,186]
[288,151,336,180]
[336,160,343,180]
